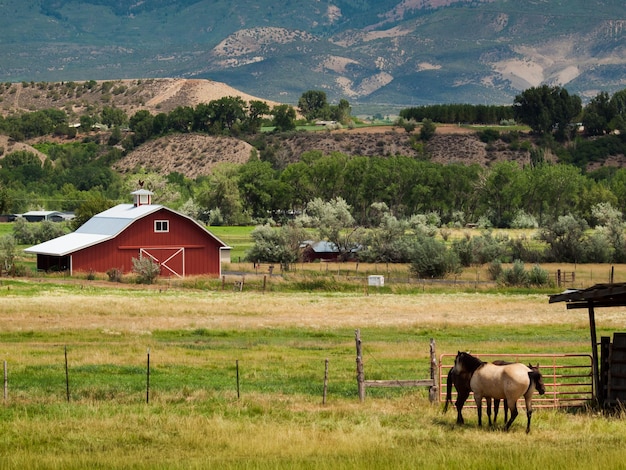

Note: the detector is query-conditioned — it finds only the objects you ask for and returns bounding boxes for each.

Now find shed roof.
[24,203,229,257]
[548,282,626,309]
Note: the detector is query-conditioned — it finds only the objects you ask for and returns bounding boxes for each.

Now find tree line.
[2,85,626,268]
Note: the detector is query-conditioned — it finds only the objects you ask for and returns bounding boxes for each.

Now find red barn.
[24,189,230,278]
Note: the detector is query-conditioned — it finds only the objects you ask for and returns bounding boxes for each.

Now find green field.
[0,280,625,469]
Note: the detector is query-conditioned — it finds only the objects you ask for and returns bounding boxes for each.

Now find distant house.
[301,240,359,262]
[20,211,75,222]
[24,189,230,278]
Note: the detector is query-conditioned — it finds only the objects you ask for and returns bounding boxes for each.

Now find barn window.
[154,220,169,233]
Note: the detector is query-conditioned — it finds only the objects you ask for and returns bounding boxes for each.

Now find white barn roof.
[25,204,177,257]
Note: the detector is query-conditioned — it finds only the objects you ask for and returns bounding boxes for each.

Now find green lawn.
[208,225,255,262]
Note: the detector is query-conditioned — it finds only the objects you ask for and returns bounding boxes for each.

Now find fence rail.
[439,353,593,409]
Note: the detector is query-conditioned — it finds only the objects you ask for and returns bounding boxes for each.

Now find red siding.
[70,209,223,277]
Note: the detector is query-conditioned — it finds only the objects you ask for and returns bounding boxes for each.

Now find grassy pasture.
[1,280,626,469]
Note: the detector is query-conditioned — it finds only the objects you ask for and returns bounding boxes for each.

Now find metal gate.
[439,353,593,409]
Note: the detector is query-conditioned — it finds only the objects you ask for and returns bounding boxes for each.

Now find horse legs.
[474,394,483,427]
[485,397,493,426]
[455,389,470,425]
[504,402,519,431]
[493,398,500,425]
[524,394,534,433]
[493,399,508,425]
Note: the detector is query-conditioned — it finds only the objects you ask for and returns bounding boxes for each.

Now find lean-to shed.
[549,282,626,407]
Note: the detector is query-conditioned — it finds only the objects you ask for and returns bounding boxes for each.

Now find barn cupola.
[131,183,154,207]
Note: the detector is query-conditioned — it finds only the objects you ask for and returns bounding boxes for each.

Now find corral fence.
[355,330,437,402]
[439,353,594,409]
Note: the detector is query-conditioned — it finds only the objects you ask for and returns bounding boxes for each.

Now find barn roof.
[24,203,229,257]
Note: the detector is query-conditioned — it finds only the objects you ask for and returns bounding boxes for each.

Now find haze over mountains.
[2,1,626,111]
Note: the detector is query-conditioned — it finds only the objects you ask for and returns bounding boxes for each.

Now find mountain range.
[2,1,626,112]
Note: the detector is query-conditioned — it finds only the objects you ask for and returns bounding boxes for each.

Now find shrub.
[409,236,462,279]
[499,260,529,287]
[528,264,551,287]
[487,260,503,281]
[132,257,160,284]
[106,268,123,282]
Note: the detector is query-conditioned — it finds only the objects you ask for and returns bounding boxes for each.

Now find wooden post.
[600,336,611,407]
[236,360,240,399]
[146,348,150,404]
[64,346,70,403]
[263,275,267,294]
[323,358,329,405]
[588,303,599,405]
[355,329,365,402]
[3,360,7,402]
[429,338,438,403]
[221,275,225,291]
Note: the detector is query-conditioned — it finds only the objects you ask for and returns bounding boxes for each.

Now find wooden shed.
[24,189,230,278]
[549,283,626,407]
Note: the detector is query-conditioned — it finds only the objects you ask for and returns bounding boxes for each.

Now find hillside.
[1,1,625,108]
[0,78,280,118]
[111,125,539,179]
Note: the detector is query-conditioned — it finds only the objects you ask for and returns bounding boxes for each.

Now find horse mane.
[457,351,484,372]
[527,363,546,395]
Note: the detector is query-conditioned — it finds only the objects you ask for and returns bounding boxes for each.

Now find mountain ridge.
[1,1,626,109]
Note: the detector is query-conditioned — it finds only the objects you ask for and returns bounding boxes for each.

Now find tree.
[298,90,329,121]
[194,163,244,224]
[246,100,270,133]
[514,85,581,137]
[244,222,309,270]
[582,91,615,136]
[0,234,16,276]
[272,104,296,132]
[72,194,115,230]
[330,99,351,124]
[297,197,359,260]
[420,118,436,141]
[100,106,128,128]
[539,214,588,263]
[209,96,246,132]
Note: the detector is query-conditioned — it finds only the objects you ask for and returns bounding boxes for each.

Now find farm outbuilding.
[549,282,626,407]
[24,189,230,278]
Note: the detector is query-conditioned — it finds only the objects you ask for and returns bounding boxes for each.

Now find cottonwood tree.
[245,222,309,270]
[513,85,581,138]
[297,197,361,260]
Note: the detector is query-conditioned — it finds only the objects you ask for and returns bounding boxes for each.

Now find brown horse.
[453,351,545,433]
[443,361,509,426]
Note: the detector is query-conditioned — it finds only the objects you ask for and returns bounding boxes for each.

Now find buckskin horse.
[452,351,546,433]
[443,360,510,425]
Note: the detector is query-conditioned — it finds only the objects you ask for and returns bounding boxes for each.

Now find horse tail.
[443,368,454,412]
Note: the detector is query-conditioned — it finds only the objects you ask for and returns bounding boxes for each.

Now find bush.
[410,236,462,279]
[106,268,123,282]
[499,260,529,287]
[487,260,503,281]
[528,264,551,287]
[132,257,160,284]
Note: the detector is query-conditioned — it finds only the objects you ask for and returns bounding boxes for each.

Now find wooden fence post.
[355,329,365,402]
[323,358,329,405]
[429,338,438,403]
[64,346,70,403]
[146,348,150,404]
[3,360,6,403]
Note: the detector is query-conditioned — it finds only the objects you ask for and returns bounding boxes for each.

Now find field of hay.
[1,278,626,469]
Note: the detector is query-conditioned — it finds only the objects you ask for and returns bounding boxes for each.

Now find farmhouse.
[24,189,230,278]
